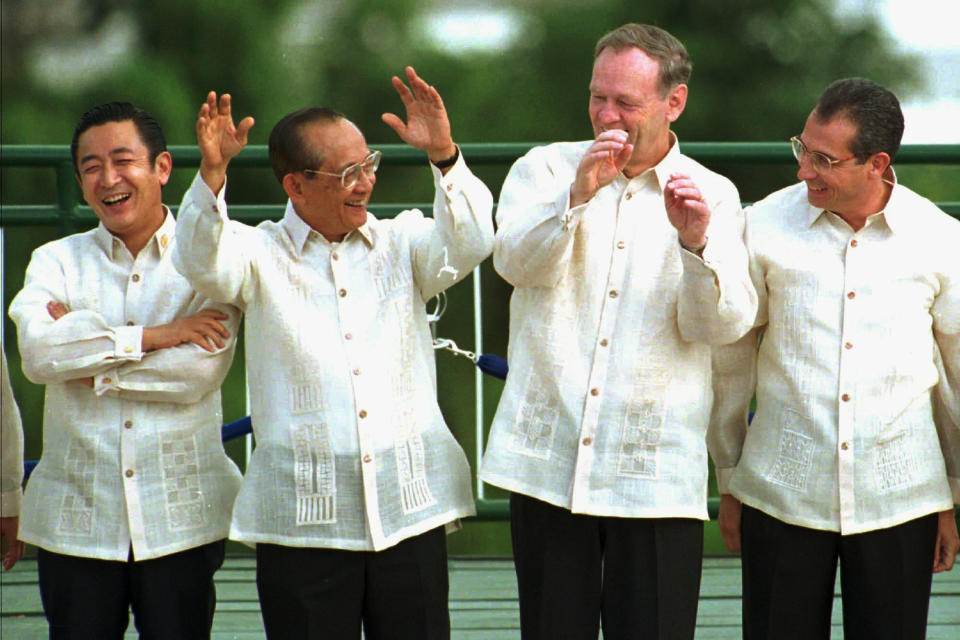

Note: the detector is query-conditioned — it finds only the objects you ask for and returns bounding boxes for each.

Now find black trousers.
[509,492,704,640]
[740,505,939,640]
[37,540,225,640]
[255,526,450,640]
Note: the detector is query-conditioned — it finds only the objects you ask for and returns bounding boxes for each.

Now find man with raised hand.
[480,23,756,640]
[710,77,960,639]
[173,67,493,639]
[9,102,242,639]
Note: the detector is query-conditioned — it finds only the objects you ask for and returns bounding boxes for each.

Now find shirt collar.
[94,205,174,260]
[651,131,682,188]
[281,200,375,256]
[805,165,900,231]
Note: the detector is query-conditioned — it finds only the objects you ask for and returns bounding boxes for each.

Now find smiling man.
[480,23,756,640]
[173,67,493,639]
[9,102,242,639]
[710,78,960,639]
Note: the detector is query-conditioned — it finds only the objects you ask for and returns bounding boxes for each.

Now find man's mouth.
[345,200,366,209]
[103,193,131,206]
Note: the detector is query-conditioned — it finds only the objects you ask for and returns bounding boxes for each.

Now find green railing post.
[55,162,80,236]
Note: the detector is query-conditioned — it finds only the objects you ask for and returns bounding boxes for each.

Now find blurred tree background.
[2,0,956,555]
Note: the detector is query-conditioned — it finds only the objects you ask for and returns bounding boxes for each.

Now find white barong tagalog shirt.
[173,155,494,551]
[1,350,24,518]
[709,179,960,534]
[481,137,757,518]
[9,212,243,561]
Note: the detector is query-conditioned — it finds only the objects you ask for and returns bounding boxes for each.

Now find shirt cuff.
[949,476,960,505]
[1,488,23,517]
[113,325,144,361]
[94,370,121,396]
[715,467,736,495]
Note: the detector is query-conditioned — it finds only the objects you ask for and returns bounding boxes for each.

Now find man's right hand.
[197,91,255,194]
[142,309,231,353]
[718,494,743,553]
[570,130,633,208]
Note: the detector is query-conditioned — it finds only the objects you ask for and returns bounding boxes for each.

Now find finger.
[405,66,429,100]
[613,143,633,170]
[391,76,414,105]
[381,113,407,137]
[595,129,629,144]
[204,328,226,350]
[189,333,217,353]
[219,93,232,117]
[237,116,256,142]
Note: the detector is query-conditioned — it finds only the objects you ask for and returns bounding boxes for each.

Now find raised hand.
[196,91,255,193]
[382,67,457,164]
[664,173,710,252]
[142,309,232,353]
[570,130,633,208]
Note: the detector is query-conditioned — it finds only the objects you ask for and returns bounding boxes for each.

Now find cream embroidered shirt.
[8,212,243,560]
[480,137,757,519]
[1,349,24,518]
[173,155,494,551]
[709,180,960,534]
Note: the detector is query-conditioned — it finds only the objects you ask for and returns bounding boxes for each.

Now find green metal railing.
[3,143,958,232]
[3,143,959,522]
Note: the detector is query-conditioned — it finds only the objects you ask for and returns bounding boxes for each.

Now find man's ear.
[154,151,173,186]
[666,84,688,123]
[868,151,891,177]
[282,172,306,204]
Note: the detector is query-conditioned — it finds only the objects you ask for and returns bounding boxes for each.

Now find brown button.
[332,253,339,261]
[102,377,112,384]
[841,393,851,402]
[609,290,618,298]
[616,241,626,249]
[124,347,133,354]
[446,184,453,192]
[625,193,633,200]
[131,274,140,282]
[338,288,347,297]
[345,333,353,340]
[590,388,599,396]
[850,239,858,247]
[362,454,372,463]
[847,291,856,299]
[126,321,134,326]
[582,437,593,446]
[600,339,609,347]
[160,235,169,249]
[840,442,849,451]
[353,368,360,376]
[844,342,853,350]
[124,469,134,478]
[359,410,368,419]
[124,420,133,429]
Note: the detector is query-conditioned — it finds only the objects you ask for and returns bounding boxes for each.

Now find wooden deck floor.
[2,555,958,638]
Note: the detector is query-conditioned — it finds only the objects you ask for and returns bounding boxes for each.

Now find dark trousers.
[37,540,225,640]
[740,505,939,640]
[255,526,450,640]
[509,492,704,640]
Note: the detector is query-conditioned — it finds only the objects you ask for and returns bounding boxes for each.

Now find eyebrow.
[78,146,138,166]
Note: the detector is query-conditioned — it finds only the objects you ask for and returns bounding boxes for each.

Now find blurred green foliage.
[2,0,956,555]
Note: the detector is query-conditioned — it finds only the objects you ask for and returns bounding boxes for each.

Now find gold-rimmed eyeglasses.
[303,150,382,190]
[790,136,858,172]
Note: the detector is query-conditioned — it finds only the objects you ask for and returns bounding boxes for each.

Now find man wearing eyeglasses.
[709,78,960,639]
[173,67,493,639]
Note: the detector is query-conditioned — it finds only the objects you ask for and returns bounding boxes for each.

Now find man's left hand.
[934,509,959,573]
[664,173,710,252]
[382,66,457,165]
